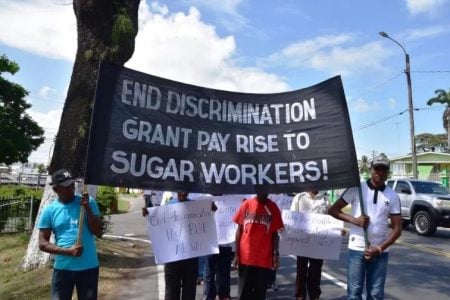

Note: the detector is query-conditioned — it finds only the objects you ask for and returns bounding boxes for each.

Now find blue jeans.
[347,249,389,300]
[203,246,232,299]
[51,267,99,300]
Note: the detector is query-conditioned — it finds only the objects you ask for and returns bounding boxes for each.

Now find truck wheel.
[413,211,437,236]
[401,220,410,229]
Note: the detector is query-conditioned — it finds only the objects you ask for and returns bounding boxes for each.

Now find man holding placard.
[329,154,402,300]
[233,193,284,300]
[38,169,102,300]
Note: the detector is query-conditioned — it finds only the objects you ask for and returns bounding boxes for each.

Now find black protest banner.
[85,62,359,194]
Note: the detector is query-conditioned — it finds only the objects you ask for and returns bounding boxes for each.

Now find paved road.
[106,194,158,300]
[107,195,450,299]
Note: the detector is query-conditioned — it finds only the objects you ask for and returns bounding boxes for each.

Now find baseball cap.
[50,169,75,187]
[371,153,390,169]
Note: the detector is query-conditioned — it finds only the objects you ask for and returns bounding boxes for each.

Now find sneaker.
[272,282,279,291]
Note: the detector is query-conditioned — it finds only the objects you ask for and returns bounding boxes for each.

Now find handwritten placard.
[279,210,343,260]
[146,200,219,264]
[270,194,293,210]
[213,194,250,245]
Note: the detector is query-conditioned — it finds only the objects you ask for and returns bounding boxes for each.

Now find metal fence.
[0,197,37,233]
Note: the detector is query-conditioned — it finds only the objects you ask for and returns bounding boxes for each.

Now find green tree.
[359,155,370,177]
[0,55,44,164]
[427,89,450,151]
[416,133,446,152]
[35,163,47,174]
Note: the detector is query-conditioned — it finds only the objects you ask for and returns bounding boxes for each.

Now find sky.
[1,0,450,164]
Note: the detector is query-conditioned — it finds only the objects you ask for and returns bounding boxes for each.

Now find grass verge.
[0,233,51,299]
[0,233,151,300]
[118,198,130,213]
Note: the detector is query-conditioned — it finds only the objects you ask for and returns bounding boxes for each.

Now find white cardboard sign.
[147,200,219,264]
[213,194,249,245]
[279,210,344,260]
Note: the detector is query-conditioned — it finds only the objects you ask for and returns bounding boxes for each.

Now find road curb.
[102,234,152,244]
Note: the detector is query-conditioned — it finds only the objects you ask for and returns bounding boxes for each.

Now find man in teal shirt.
[38,169,102,300]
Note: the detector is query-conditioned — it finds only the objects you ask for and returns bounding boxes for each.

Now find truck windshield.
[411,181,449,195]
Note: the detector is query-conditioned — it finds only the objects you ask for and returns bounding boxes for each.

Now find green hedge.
[0,186,43,232]
[0,185,43,199]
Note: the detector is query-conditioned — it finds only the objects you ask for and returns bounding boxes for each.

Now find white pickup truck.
[386,179,450,236]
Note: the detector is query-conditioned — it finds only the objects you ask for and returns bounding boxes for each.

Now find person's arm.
[142,194,149,217]
[39,229,83,256]
[233,224,243,268]
[290,195,299,211]
[364,214,402,259]
[272,231,280,269]
[328,198,369,227]
[81,193,102,237]
[211,201,218,212]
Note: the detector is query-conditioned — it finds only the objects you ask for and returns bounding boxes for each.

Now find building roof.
[390,152,450,164]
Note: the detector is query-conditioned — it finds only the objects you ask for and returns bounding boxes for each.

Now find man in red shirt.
[233,193,284,299]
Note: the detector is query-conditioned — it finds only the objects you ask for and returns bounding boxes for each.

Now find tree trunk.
[20,0,140,271]
[18,176,53,270]
[50,0,140,176]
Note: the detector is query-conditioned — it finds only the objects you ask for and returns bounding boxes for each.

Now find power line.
[353,106,441,132]
[352,72,403,100]
[412,70,450,74]
[353,109,408,131]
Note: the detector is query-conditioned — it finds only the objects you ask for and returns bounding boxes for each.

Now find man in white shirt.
[329,153,401,300]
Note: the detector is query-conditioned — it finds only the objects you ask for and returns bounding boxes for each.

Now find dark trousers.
[238,264,271,300]
[51,267,99,300]
[164,257,198,300]
[203,246,232,299]
[268,269,276,285]
[295,256,323,299]
[144,195,153,207]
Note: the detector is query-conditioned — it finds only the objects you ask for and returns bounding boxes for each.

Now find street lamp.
[379,31,418,179]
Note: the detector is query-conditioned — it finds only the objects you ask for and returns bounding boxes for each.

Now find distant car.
[386,179,450,236]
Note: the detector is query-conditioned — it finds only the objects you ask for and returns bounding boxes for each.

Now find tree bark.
[18,176,53,270]
[50,0,140,176]
[20,0,140,271]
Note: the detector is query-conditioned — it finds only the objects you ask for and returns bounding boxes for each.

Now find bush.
[95,186,118,234]
[0,185,43,199]
[0,186,42,232]
[96,186,118,214]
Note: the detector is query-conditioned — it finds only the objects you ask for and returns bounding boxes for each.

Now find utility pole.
[379,32,418,178]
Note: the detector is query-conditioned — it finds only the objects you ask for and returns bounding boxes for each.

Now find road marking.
[321,271,347,289]
[289,255,347,290]
[157,264,165,299]
[397,239,450,258]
